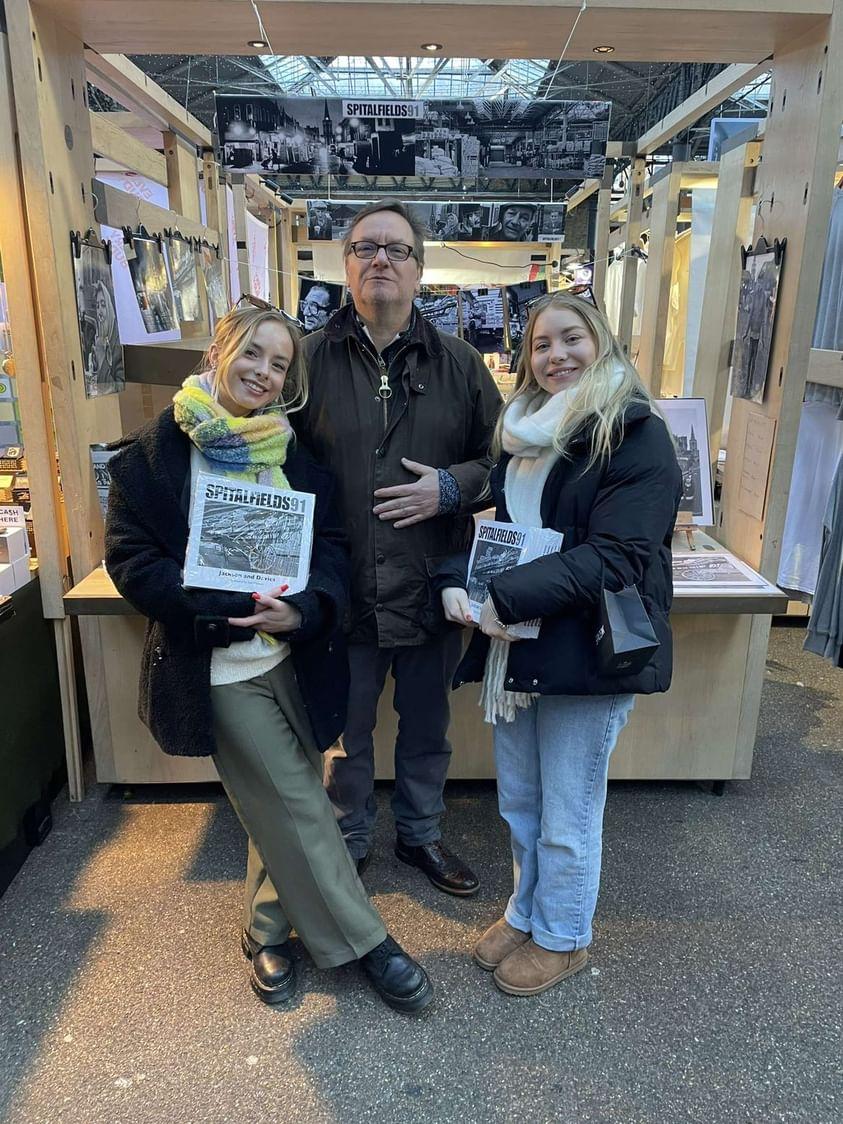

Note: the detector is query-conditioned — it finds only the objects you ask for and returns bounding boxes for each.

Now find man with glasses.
[298,200,501,896]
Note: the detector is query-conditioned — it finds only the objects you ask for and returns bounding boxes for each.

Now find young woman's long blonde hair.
[201,305,309,415]
[493,291,657,471]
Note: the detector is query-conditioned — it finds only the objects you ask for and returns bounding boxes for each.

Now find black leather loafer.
[356,852,372,877]
[241,930,296,1005]
[394,839,480,896]
[358,935,433,1014]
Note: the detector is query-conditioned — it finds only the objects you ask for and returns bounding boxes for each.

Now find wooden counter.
[65,538,787,786]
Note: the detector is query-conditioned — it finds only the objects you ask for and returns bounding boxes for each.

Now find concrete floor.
[0,624,840,1124]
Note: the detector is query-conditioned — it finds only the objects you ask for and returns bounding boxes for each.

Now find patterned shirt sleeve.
[437,469,461,514]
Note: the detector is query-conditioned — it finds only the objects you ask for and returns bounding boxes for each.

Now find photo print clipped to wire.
[198,240,230,327]
[122,226,179,335]
[165,229,202,324]
[71,229,125,399]
[731,236,787,405]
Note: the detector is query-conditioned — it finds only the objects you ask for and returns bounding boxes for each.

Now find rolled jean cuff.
[503,903,533,936]
[528,921,590,953]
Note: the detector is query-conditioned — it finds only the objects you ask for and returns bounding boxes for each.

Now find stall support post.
[637,165,683,394]
[617,157,645,353]
[692,140,761,468]
[6,0,125,790]
[163,132,202,223]
[201,155,228,300]
[592,162,614,307]
[719,11,843,576]
[277,209,298,317]
[231,181,252,296]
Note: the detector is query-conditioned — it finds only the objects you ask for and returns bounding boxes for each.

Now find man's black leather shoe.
[358,935,433,1014]
[356,852,371,877]
[395,839,480,896]
[241,930,296,1005]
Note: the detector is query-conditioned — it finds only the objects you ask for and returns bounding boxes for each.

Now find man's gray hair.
[343,199,427,269]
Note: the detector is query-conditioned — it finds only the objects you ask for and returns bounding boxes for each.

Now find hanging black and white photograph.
[414,288,460,335]
[460,288,506,353]
[658,397,714,526]
[731,239,785,404]
[506,281,548,348]
[216,95,610,181]
[305,200,370,240]
[167,235,202,323]
[429,203,462,241]
[537,203,568,241]
[486,202,540,242]
[297,278,344,332]
[199,243,230,326]
[127,236,179,334]
[72,236,125,399]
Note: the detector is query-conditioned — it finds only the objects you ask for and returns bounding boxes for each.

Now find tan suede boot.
[493,939,589,995]
[473,918,531,971]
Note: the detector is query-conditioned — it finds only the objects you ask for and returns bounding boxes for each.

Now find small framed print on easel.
[658,397,715,530]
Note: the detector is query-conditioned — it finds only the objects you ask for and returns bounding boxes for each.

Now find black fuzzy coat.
[434,400,683,697]
[104,407,350,756]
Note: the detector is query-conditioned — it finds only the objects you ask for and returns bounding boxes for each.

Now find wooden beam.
[592,163,613,307]
[720,10,843,577]
[94,178,220,245]
[90,110,167,184]
[163,131,201,223]
[617,157,645,354]
[231,182,252,297]
[691,140,761,468]
[84,50,211,147]
[564,178,600,212]
[636,166,683,393]
[277,209,298,316]
[636,62,770,156]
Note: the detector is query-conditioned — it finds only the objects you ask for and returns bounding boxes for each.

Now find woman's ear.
[207,343,219,370]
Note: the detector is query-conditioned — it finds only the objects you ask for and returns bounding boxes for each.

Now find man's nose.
[371,245,391,264]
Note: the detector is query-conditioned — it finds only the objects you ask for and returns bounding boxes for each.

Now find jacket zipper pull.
[377,369,392,400]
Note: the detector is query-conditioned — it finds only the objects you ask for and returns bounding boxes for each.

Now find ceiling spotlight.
[248,39,268,49]
[593,45,615,54]
[421,43,443,52]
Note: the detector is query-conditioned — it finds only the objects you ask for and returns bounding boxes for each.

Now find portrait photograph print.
[731,239,785,404]
[297,278,344,333]
[127,236,179,334]
[657,397,714,526]
[72,237,125,399]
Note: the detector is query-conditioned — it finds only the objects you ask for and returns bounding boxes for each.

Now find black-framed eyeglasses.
[235,292,304,329]
[347,241,416,262]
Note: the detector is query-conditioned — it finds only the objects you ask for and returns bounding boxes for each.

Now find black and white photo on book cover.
[167,235,202,323]
[216,96,610,181]
[657,398,715,526]
[72,237,125,399]
[184,473,315,594]
[466,520,563,638]
[126,237,179,334]
[199,244,230,326]
[672,551,766,587]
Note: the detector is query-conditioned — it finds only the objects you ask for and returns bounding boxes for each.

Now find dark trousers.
[324,631,463,858]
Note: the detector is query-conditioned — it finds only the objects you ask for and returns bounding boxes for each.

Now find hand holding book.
[227,584,303,633]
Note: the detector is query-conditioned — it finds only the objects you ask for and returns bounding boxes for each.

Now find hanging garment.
[778,393,843,595]
[804,452,843,666]
[812,188,843,350]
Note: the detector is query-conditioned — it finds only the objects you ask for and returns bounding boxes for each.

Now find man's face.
[300,286,331,330]
[344,211,421,322]
[501,205,535,241]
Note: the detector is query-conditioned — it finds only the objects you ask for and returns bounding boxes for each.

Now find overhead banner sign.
[306,199,567,244]
[216,96,610,182]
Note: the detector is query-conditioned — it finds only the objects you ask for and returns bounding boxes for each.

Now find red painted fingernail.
[280,584,289,593]
[251,593,261,601]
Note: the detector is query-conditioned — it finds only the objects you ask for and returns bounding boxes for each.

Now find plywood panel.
[637,169,682,393]
[36,1,828,62]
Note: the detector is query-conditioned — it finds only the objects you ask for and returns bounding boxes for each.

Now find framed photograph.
[486,202,539,243]
[414,287,460,335]
[731,237,786,404]
[71,233,125,399]
[459,289,506,353]
[297,278,344,333]
[657,398,715,527]
[126,234,179,334]
[672,550,766,588]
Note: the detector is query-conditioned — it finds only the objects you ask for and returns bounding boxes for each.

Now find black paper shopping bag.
[595,585,660,675]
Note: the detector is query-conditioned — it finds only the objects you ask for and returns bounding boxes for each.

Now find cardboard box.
[0,563,15,597]
[0,525,27,563]
[12,556,31,589]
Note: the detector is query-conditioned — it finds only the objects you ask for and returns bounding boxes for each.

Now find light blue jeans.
[493,693,635,952]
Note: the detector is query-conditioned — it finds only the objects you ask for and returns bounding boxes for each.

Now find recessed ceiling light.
[421,43,443,52]
[248,39,267,49]
[593,45,615,54]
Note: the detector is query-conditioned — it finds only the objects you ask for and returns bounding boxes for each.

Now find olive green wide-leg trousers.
[211,659,386,969]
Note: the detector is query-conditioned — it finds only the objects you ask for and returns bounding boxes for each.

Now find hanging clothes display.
[777,385,843,596]
[812,187,843,350]
[804,451,843,667]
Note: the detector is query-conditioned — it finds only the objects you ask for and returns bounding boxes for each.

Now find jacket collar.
[323,300,443,358]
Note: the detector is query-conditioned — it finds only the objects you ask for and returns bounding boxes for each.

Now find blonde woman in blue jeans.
[439,292,682,995]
